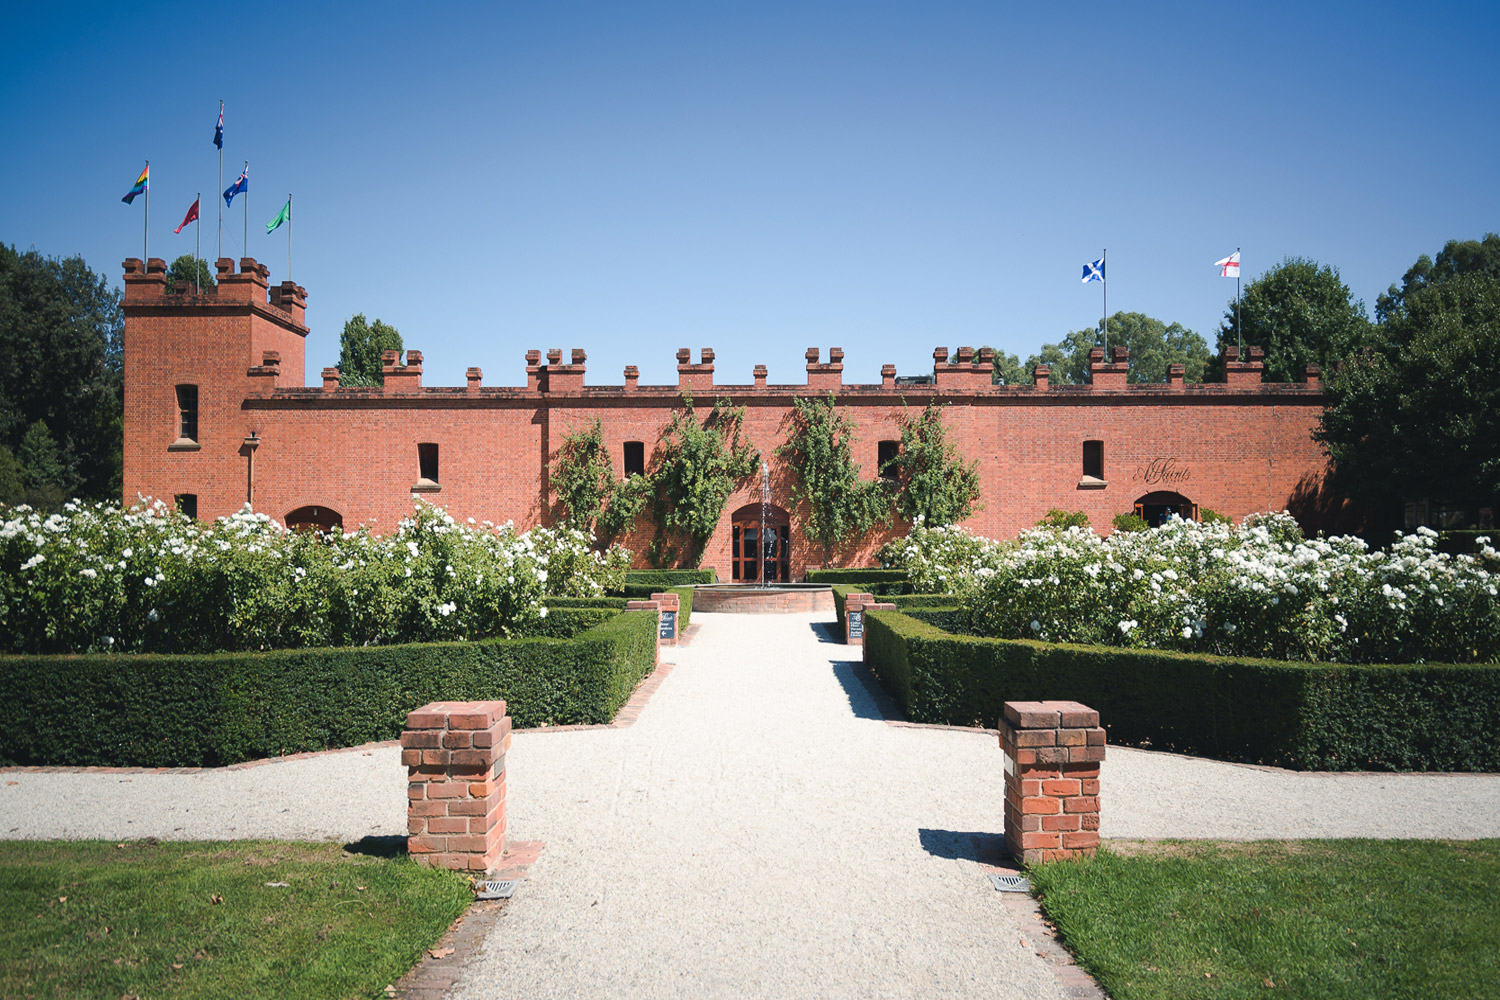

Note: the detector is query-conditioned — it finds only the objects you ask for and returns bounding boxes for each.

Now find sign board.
[848,610,863,639]
[659,609,677,640]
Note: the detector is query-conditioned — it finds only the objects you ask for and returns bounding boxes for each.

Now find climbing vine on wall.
[888,399,981,527]
[650,395,760,566]
[776,394,891,566]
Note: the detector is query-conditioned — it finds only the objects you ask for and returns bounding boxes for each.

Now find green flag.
[266,199,291,234]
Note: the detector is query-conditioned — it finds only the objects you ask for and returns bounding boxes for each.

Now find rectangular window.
[418,442,439,483]
[176,385,198,442]
[877,440,899,482]
[174,493,198,520]
[623,441,645,477]
[1083,440,1104,480]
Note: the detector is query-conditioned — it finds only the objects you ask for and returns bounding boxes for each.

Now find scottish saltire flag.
[1215,251,1241,277]
[174,197,200,234]
[121,163,149,204]
[1081,258,1105,283]
[266,199,290,234]
[223,166,248,207]
[214,105,223,149]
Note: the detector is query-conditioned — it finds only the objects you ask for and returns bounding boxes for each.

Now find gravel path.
[4,611,1500,998]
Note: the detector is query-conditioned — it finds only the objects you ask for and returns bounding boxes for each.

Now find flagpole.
[287,193,293,282]
[1101,248,1108,356]
[1236,246,1242,353]
[195,193,202,294]
[217,101,223,261]
[243,161,249,256]
[143,161,149,263]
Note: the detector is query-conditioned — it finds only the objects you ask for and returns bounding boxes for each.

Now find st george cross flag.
[1215,252,1241,278]
[214,105,223,150]
[121,163,149,204]
[174,197,200,234]
[266,199,291,234]
[223,166,248,207]
[1081,258,1105,283]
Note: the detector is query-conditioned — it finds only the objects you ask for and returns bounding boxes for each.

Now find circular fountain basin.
[691,583,835,614]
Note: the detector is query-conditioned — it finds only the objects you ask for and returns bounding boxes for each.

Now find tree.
[336,313,403,386]
[163,255,214,295]
[1024,312,1209,384]
[1317,235,1500,522]
[776,394,892,565]
[888,400,981,526]
[984,347,1031,386]
[650,396,761,566]
[0,244,123,502]
[550,418,615,535]
[17,419,67,510]
[1208,257,1375,382]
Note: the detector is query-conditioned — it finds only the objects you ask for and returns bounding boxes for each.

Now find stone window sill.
[1076,476,1107,490]
[168,439,201,451]
[412,480,442,493]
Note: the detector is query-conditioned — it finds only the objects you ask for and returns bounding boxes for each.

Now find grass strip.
[1028,840,1500,999]
[0,839,471,1000]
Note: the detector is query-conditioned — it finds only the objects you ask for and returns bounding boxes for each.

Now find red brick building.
[122,256,1330,579]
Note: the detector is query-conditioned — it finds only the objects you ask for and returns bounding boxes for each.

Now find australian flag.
[214,105,223,149]
[223,166,247,207]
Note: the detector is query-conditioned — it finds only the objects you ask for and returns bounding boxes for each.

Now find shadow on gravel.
[343,835,407,858]
[808,622,842,643]
[919,829,1009,865]
[830,660,898,722]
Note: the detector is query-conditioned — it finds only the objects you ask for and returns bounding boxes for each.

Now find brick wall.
[122,259,1330,577]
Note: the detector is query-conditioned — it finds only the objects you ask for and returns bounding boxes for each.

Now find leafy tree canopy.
[1209,257,1375,382]
[163,255,214,295]
[337,313,403,386]
[776,394,891,565]
[0,244,123,504]
[1317,234,1500,521]
[888,400,980,527]
[1022,312,1209,384]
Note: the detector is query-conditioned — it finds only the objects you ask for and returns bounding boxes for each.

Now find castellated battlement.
[122,256,308,333]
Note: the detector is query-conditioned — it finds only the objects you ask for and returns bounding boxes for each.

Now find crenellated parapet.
[121,256,307,334]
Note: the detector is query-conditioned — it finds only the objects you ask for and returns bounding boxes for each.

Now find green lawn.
[0,839,472,1000]
[1028,840,1500,1000]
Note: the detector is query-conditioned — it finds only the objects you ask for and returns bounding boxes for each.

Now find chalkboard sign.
[659,609,677,640]
[848,610,863,639]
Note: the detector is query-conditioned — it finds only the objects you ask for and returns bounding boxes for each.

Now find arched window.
[1132,491,1197,527]
[285,505,344,534]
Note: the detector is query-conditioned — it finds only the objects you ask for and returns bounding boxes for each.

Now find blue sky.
[2,1,1497,387]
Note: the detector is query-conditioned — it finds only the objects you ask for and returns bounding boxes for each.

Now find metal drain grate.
[475,880,518,900]
[988,873,1031,893]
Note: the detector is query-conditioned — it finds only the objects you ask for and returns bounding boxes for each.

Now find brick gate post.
[999,700,1105,864]
[403,700,511,872]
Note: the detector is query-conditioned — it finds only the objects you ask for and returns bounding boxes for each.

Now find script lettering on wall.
[1133,457,1192,486]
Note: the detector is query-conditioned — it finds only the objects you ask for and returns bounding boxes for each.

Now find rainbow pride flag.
[121,163,149,204]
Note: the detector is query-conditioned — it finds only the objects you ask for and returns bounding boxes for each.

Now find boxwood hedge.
[830,584,958,630]
[0,609,659,768]
[863,609,1500,772]
[618,568,717,588]
[806,568,910,594]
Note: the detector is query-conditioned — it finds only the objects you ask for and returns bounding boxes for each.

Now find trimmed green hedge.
[619,568,716,588]
[544,596,630,609]
[863,609,1500,772]
[831,584,957,630]
[0,610,660,768]
[806,568,910,594]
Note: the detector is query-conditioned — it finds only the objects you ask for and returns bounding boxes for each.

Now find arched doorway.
[285,505,344,533]
[1133,491,1197,527]
[730,502,790,582]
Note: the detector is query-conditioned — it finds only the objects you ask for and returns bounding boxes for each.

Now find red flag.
[174,197,200,234]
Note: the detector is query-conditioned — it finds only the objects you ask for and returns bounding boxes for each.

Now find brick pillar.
[650,591,680,645]
[404,700,510,872]
[843,593,873,644]
[999,700,1104,864]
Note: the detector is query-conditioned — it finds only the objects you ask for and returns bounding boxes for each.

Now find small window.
[418,442,439,484]
[176,385,198,442]
[1083,440,1104,480]
[623,441,645,477]
[877,440,900,482]
[174,493,198,520]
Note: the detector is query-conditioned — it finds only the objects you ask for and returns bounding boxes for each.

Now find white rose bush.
[0,498,632,655]
[883,512,1500,665]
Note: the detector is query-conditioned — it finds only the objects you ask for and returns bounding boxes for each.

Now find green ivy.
[888,400,981,527]
[776,395,892,566]
[549,418,615,535]
[650,395,760,566]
